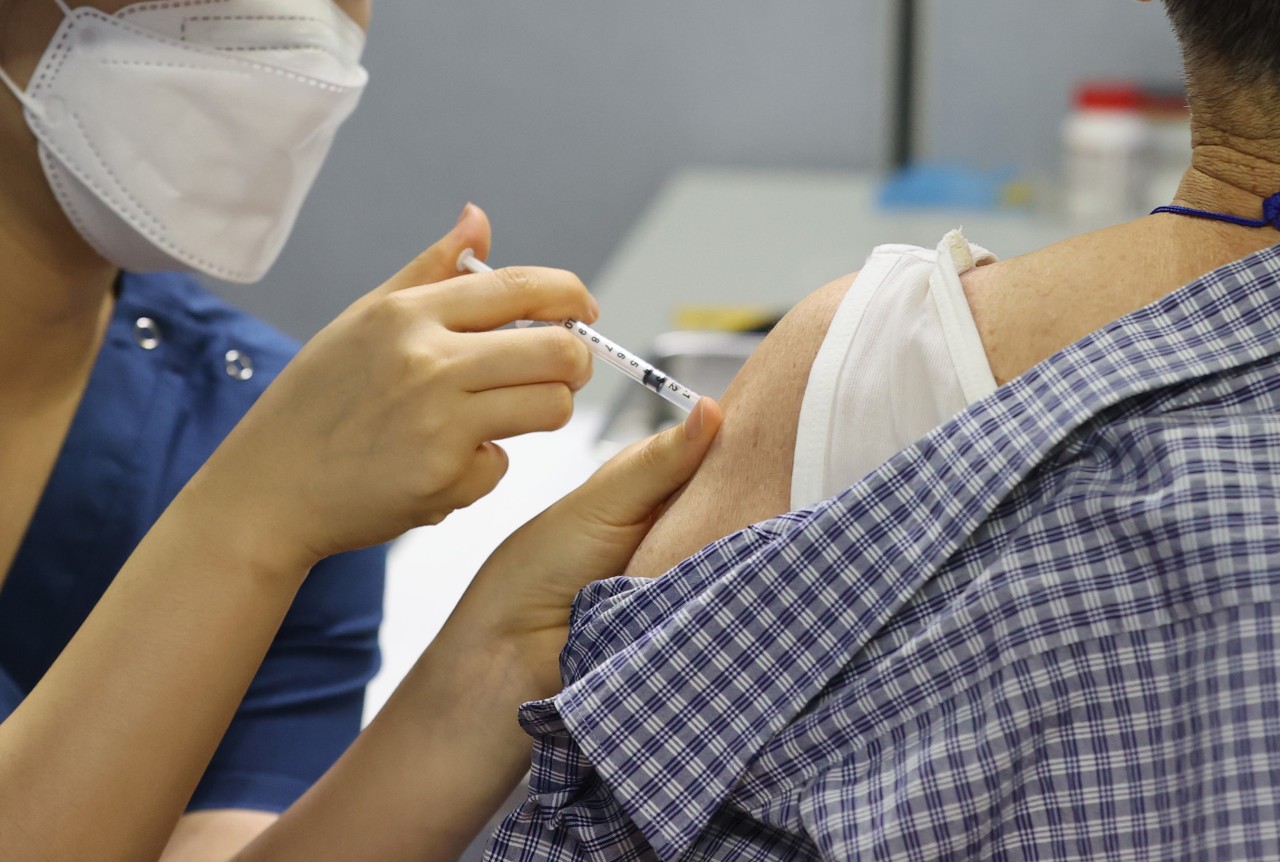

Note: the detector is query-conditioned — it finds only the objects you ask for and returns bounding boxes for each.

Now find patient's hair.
[1162,0,1280,86]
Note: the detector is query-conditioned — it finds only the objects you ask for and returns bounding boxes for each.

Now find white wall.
[917,0,1184,174]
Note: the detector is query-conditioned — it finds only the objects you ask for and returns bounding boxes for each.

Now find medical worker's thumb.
[578,397,723,527]
[373,202,492,296]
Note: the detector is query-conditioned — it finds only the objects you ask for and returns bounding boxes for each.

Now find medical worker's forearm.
[0,485,310,862]
[235,401,723,862]
[0,208,603,862]
[233,622,540,862]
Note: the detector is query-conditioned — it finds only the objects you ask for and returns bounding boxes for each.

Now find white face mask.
[0,0,368,283]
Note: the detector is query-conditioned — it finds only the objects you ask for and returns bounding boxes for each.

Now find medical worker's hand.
[229,399,721,862]
[451,397,723,696]
[191,203,599,573]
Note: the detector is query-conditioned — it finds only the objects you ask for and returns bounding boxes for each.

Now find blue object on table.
[877,163,1021,211]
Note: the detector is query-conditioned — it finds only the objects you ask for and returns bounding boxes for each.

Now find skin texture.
[623,274,852,581]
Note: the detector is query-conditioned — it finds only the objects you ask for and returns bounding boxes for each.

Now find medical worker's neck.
[0,0,116,406]
[0,167,117,408]
[0,8,117,407]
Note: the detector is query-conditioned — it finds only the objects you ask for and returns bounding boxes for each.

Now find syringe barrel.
[456,249,700,413]
[657,384,698,413]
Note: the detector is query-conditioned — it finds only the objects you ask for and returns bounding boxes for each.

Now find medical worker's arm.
[0,207,600,862]
[162,812,278,862]
[232,398,722,862]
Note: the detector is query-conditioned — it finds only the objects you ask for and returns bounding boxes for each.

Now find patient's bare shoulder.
[622,273,855,580]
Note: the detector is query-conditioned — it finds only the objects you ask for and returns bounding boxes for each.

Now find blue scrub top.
[0,271,386,813]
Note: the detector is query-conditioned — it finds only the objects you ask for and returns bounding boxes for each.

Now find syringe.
[456,249,701,413]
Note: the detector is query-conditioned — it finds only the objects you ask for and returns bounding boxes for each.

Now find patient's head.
[1162,0,1279,83]
[1161,0,1280,127]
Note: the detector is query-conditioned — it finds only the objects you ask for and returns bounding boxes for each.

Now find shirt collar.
[552,243,1280,861]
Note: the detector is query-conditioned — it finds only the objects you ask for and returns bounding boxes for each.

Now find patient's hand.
[623,273,854,580]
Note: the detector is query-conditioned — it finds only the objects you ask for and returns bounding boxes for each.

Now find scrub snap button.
[133,317,161,350]
[225,349,254,381]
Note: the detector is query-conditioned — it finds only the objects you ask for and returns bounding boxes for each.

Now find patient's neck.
[1174,146,1280,225]
[1158,95,1280,261]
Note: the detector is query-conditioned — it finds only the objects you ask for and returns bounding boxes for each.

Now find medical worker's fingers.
[402,266,598,332]
[451,327,593,392]
[569,397,724,528]
[439,442,510,514]
[480,396,722,579]
[462,383,578,442]
[367,201,592,329]
[368,202,493,298]
[538,396,723,586]
[200,205,601,571]
[458,397,722,695]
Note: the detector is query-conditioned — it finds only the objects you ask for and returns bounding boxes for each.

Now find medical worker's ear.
[371,202,492,297]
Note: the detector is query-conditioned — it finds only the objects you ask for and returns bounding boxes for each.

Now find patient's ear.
[621,272,855,580]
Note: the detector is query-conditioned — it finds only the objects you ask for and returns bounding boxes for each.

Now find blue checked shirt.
[487,244,1280,861]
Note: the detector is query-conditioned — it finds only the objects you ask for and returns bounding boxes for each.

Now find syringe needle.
[456,249,700,413]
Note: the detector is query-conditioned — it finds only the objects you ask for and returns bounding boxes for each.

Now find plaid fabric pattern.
[485,244,1280,862]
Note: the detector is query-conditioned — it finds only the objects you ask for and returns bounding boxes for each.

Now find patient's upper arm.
[622,273,854,580]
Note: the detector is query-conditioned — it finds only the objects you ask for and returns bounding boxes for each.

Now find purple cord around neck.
[1151,192,1280,229]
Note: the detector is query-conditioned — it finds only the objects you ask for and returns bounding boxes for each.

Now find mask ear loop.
[0,65,45,121]
[0,0,76,120]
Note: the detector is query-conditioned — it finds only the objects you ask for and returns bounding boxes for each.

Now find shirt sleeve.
[187,542,386,813]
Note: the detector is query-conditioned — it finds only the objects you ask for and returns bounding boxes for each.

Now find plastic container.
[1141,86,1192,212]
[1063,82,1150,224]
